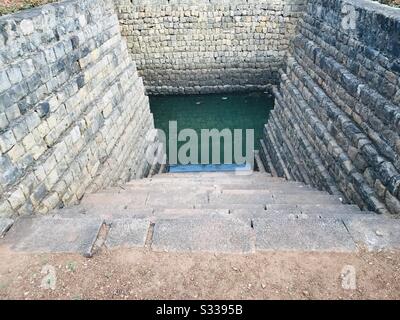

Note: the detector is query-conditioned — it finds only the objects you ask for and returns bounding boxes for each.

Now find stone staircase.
[1,171,400,257]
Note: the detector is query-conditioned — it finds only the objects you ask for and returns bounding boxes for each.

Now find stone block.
[106,218,150,248]
[5,217,103,256]
[343,217,400,251]
[0,130,16,153]
[6,66,23,85]
[152,213,255,253]
[253,217,357,252]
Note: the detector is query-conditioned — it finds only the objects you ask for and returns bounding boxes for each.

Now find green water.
[149,92,274,165]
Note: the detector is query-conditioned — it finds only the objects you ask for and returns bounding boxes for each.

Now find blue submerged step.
[168,164,252,173]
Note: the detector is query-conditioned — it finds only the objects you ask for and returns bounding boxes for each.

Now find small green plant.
[0,282,9,290]
[66,261,77,272]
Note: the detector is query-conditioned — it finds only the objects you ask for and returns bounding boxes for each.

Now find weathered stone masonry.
[261,0,400,215]
[1,0,399,220]
[0,0,156,217]
[115,0,306,95]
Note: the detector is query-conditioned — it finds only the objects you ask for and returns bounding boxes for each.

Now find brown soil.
[0,245,399,300]
[0,0,57,15]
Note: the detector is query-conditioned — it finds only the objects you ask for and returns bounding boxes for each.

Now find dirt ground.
[0,0,57,15]
[0,245,399,300]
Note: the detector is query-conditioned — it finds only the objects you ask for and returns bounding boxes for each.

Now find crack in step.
[90,222,111,257]
[145,222,156,249]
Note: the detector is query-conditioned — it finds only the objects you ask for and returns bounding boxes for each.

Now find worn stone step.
[209,190,342,205]
[98,184,327,198]
[342,217,400,251]
[106,218,151,249]
[253,217,356,252]
[128,178,293,187]
[196,204,266,211]
[216,188,328,196]
[126,178,310,189]
[131,172,297,181]
[148,174,285,182]
[82,189,340,209]
[81,192,149,208]
[217,184,316,191]
[148,179,307,188]
[151,213,255,254]
[52,205,234,221]
[95,184,215,194]
[52,206,154,222]
[156,172,269,178]
[154,208,230,218]
[81,191,209,210]
[3,217,103,257]
[264,204,368,215]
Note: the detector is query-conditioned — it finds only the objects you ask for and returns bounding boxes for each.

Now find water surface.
[150,92,274,165]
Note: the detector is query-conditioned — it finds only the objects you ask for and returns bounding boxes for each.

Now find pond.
[150,92,274,166]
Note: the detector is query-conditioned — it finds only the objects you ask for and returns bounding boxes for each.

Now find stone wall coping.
[123,0,306,6]
[324,0,400,20]
[0,0,88,21]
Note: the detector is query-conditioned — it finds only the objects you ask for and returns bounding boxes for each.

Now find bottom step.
[168,164,253,173]
[2,214,400,255]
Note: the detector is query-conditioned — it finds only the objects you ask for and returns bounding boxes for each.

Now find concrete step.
[156,172,269,178]
[96,186,213,195]
[147,173,285,182]
[253,216,356,252]
[111,180,315,190]
[97,185,328,198]
[215,183,315,191]
[209,190,342,205]
[52,206,154,221]
[124,176,304,185]
[151,213,255,254]
[81,191,210,210]
[52,204,371,224]
[154,208,230,218]
[216,188,329,196]
[264,204,368,215]
[81,192,149,209]
[81,189,340,210]
[6,167,395,257]
[3,216,103,257]
[341,217,400,251]
[196,204,266,211]
[53,206,231,218]
[127,178,295,187]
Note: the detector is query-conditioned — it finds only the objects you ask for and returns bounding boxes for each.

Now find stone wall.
[0,0,156,217]
[115,0,306,95]
[261,0,400,215]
